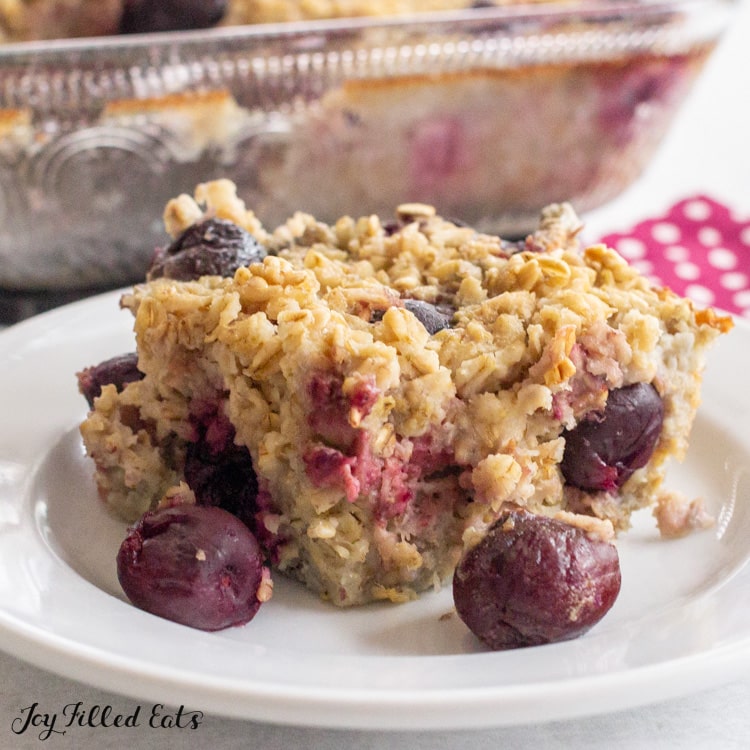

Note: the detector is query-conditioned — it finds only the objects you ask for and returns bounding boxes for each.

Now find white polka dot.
[651,221,681,244]
[741,226,750,247]
[743,308,750,320]
[685,284,715,305]
[721,272,748,290]
[733,289,750,308]
[664,245,689,262]
[698,226,722,247]
[674,261,701,280]
[683,199,712,222]
[631,259,654,275]
[708,247,738,270]
[615,237,647,259]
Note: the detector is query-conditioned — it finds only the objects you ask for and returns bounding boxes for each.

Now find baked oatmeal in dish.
[78,179,731,607]
[0,0,121,42]
[0,0,521,41]
[246,49,710,237]
[0,1,727,292]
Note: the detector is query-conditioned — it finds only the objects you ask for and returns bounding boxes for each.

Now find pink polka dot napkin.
[599,196,750,317]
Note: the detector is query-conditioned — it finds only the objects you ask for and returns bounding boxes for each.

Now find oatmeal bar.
[79,179,731,606]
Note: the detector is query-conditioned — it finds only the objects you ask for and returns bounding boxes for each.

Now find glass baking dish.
[0,0,734,291]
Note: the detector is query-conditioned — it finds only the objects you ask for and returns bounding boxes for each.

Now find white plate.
[0,290,749,730]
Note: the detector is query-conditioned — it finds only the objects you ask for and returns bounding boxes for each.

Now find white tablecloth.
[1,648,747,749]
[2,2,749,748]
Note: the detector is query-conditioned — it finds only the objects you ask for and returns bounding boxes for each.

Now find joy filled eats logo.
[11,701,203,741]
